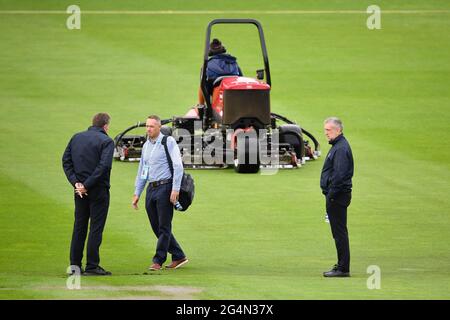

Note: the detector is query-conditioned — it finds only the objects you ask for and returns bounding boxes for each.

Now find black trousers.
[70,186,109,270]
[145,183,185,265]
[326,192,352,272]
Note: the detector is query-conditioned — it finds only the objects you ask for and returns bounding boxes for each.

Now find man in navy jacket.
[62,113,114,276]
[320,117,354,277]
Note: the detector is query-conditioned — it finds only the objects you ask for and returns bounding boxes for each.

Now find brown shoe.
[165,258,189,269]
[149,263,162,271]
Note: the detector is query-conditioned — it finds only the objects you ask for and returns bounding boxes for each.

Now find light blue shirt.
[134,132,184,197]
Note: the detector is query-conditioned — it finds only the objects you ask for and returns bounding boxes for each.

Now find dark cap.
[209,38,226,56]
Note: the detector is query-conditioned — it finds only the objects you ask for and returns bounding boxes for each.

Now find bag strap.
[162,135,174,178]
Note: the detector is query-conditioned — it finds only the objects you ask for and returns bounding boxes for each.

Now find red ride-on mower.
[113,19,321,173]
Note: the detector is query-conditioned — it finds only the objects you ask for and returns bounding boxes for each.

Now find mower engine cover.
[212,76,271,128]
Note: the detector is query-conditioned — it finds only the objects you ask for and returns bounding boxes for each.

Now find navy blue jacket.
[320,134,354,199]
[62,126,114,190]
[206,53,242,80]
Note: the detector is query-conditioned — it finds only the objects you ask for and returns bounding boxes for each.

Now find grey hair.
[324,117,343,132]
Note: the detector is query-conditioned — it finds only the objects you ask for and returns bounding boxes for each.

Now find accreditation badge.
[141,164,150,180]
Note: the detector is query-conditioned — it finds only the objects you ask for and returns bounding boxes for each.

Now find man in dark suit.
[62,113,114,276]
[320,117,354,277]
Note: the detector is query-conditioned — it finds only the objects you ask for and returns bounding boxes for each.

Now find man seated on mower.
[185,38,242,118]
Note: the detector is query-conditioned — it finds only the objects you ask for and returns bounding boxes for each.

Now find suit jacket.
[62,126,114,189]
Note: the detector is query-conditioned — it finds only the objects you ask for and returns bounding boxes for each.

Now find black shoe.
[84,266,112,276]
[323,265,350,277]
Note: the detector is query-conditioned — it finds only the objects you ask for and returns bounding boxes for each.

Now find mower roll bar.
[201,19,272,123]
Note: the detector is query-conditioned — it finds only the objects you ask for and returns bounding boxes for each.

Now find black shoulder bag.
[162,135,195,212]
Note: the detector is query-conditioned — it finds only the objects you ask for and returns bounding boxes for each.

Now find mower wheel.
[234,135,260,173]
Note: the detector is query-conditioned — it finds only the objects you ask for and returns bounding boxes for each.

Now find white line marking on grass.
[0,10,450,15]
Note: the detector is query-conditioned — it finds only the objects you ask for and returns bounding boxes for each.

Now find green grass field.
[1,0,449,299]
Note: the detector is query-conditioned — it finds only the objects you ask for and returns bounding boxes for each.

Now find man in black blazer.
[62,113,114,276]
[320,117,354,277]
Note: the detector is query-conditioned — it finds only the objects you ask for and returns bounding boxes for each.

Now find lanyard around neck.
[145,139,159,164]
